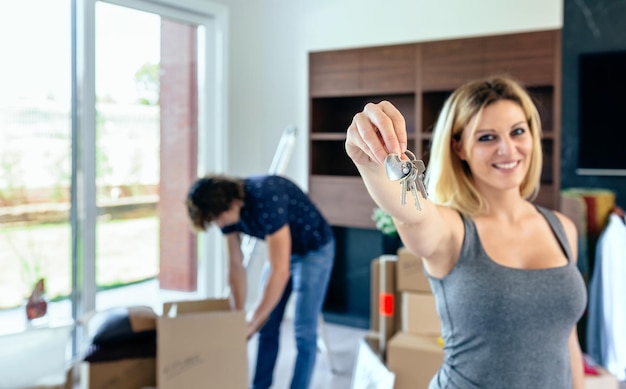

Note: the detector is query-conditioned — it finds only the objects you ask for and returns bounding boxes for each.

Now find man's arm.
[246,224,291,338]
[226,232,246,310]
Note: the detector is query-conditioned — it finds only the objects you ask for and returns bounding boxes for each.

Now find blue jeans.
[252,238,335,389]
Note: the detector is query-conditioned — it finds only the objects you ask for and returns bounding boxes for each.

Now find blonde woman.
[346,76,586,388]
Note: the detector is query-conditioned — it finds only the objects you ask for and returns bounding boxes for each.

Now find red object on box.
[379,293,394,316]
[583,358,600,376]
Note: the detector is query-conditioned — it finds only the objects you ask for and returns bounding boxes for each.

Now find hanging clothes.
[586,209,626,380]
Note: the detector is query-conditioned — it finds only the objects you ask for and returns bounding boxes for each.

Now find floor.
[247,319,368,389]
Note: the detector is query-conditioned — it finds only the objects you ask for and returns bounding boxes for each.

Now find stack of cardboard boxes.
[367,249,444,389]
[388,247,444,389]
[386,247,444,389]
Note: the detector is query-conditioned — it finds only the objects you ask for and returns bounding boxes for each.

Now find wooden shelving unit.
[309,29,562,228]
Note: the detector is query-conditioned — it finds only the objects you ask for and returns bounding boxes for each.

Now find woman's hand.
[345,100,408,166]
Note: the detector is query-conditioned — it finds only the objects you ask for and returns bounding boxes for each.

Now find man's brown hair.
[185,174,245,231]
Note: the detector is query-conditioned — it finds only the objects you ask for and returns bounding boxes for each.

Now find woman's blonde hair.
[424,75,543,216]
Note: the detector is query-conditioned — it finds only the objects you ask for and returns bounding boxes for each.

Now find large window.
[0,0,72,329]
[0,0,228,348]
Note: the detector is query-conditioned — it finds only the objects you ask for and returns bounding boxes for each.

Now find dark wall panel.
[323,227,384,329]
[562,0,626,204]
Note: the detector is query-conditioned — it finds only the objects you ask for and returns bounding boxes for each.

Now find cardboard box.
[157,299,248,389]
[584,366,619,389]
[387,332,444,389]
[397,247,432,293]
[402,292,441,336]
[370,255,400,355]
[80,358,156,389]
[351,333,395,389]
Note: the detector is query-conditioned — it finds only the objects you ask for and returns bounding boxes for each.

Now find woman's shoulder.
[534,204,576,232]
[551,209,577,241]
[534,204,578,257]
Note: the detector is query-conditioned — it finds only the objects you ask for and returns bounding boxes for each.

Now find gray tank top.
[427,206,587,389]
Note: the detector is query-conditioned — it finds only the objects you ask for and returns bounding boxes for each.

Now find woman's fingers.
[377,101,407,155]
[346,114,378,165]
[347,101,407,165]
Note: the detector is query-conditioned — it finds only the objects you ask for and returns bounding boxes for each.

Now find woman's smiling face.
[454,99,533,195]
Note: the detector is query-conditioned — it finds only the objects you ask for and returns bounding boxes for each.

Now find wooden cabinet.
[309,30,562,228]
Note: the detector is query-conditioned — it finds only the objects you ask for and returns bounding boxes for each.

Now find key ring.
[383,148,429,211]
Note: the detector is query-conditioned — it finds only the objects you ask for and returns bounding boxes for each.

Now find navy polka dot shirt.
[221,175,333,255]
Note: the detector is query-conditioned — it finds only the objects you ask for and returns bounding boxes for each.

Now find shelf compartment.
[421,91,451,135]
[541,138,555,184]
[310,140,359,176]
[528,86,554,134]
[311,94,415,134]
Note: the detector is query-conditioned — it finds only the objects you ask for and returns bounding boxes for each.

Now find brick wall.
[158,20,198,291]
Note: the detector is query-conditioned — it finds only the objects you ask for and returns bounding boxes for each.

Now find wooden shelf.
[309,29,562,228]
[311,133,347,141]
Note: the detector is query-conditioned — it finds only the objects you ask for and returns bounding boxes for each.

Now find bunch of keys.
[384,150,429,211]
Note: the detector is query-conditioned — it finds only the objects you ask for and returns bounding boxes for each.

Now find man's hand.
[246,321,257,340]
[246,315,272,340]
[246,317,268,340]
